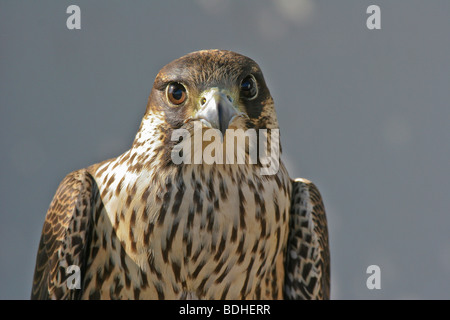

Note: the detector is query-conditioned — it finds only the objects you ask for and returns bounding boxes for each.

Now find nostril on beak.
[201,97,207,106]
[226,95,233,103]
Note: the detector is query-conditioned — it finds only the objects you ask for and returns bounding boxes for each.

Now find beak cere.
[195,88,238,135]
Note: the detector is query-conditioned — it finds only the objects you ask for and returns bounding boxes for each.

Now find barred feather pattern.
[31,170,97,299]
[283,178,330,299]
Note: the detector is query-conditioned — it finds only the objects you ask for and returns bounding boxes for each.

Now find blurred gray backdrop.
[1,0,449,299]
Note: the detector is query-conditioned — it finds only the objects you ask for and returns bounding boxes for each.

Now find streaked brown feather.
[31,169,97,299]
[284,178,330,299]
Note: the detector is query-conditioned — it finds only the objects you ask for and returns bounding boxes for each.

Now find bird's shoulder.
[291,178,323,210]
[284,177,330,299]
[31,168,98,299]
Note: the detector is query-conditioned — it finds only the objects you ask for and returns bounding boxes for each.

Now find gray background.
[1,0,449,299]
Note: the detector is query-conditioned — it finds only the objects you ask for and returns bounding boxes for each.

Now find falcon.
[31,49,330,300]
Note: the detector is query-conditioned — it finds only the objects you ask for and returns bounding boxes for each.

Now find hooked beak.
[194,88,241,135]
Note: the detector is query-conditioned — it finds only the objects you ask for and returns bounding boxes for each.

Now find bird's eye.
[240,75,258,100]
[167,82,187,105]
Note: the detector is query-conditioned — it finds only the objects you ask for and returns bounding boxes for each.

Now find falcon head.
[134,49,280,167]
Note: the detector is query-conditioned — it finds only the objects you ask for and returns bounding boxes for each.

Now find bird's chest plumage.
[84,162,291,299]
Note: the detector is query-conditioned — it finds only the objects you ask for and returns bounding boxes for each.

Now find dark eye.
[240,75,258,100]
[167,82,187,105]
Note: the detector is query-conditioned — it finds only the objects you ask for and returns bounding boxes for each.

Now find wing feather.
[284,178,330,299]
[31,169,96,299]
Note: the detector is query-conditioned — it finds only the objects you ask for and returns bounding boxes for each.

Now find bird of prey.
[31,49,330,300]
